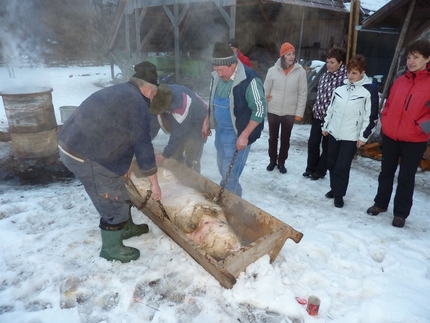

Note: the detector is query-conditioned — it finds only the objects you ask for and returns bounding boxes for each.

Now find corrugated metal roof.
[262,0,348,13]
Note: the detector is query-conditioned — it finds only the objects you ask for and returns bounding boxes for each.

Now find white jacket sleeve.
[322,91,336,132]
[295,69,308,118]
[263,68,273,96]
[358,93,372,142]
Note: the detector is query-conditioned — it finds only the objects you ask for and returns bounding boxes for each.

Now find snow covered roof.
[362,0,430,34]
[262,0,348,13]
[344,0,392,15]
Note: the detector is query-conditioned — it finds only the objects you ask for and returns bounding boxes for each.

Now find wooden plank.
[124,158,303,288]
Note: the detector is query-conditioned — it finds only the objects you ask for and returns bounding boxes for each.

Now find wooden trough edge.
[125,173,304,289]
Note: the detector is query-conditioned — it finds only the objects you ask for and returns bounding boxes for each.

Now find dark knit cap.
[133,61,159,86]
[229,38,239,48]
[150,84,172,115]
[212,42,237,66]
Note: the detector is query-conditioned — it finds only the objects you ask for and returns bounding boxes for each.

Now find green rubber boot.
[100,229,140,263]
[122,216,149,240]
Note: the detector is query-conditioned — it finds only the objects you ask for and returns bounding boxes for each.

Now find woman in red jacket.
[367,39,430,228]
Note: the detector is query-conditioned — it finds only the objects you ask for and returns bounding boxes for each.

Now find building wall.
[235,3,348,76]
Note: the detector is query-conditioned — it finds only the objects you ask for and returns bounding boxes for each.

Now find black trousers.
[267,113,295,165]
[374,134,427,218]
[306,117,329,176]
[327,135,357,197]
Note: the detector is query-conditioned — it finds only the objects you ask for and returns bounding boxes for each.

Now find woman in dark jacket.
[367,39,430,228]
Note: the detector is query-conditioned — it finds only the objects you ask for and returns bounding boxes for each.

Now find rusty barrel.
[0,87,58,160]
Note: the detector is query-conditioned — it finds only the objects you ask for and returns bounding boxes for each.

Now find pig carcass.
[128,162,242,259]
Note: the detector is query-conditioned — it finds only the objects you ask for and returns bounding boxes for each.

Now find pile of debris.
[359,142,430,172]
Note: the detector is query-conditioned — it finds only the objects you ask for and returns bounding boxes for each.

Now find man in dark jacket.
[150,83,208,173]
[57,61,161,263]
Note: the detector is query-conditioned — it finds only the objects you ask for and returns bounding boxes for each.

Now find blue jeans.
[213,95,250,197]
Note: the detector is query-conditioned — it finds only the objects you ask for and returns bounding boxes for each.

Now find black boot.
[266,162,277,171]
[334,196,344,208]
[303,171,312,178]
[277,164,287,174]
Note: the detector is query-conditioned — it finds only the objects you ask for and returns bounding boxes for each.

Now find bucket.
[0,87,58,159]
[59,105,78,123]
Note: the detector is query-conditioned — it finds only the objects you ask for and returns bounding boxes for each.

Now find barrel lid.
[0,87,53,96]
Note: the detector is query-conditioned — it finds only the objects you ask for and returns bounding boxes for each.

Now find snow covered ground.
[0,65,429,323]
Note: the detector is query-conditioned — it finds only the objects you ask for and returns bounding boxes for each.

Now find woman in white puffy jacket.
[322,54,378,208]
[264,42,307,174]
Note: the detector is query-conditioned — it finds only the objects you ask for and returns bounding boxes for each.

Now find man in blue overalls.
[202,42,266,197]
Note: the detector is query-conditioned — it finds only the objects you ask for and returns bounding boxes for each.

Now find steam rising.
[0,1,52,91]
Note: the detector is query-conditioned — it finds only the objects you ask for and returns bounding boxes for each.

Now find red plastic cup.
[306,295,320,316]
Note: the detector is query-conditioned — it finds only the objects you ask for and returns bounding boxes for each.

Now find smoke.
[0,0,52,91]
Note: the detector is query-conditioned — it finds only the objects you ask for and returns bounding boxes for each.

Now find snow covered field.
[0,65,429,323]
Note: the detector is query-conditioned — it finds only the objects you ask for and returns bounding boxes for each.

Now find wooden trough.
[125,158,303,289]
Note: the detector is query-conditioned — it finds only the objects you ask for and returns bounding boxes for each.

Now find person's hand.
[236,134,249,150]
[201,116,211,139]
[155,154,165,165]
[322,131,328,136]
[294,116,302,122]
[266,94,272,102]
[357,140,366,148]
[150,183,161,201]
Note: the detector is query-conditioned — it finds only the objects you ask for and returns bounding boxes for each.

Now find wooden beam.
[352,0,360,57]
[139,15,163,52]
[138,7,148,25]
[135,9,141,61]
[214,3,232,28]
[346,0,357,62]
[105,0,127,51]
[163,4,190,81]
[379,0,416,111]
[406,20,430,44]
[229,5,236,38]
[257,0,281,52]
[125,13,131,58]
[297,8,305,61]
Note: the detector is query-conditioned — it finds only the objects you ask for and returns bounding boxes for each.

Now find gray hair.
[129,77,158,91]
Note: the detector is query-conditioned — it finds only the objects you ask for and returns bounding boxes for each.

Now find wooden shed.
[105,0,349,90]
[358,0,430,169]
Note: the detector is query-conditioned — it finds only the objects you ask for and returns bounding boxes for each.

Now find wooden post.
[230,5,236,38]
[352,0,360,57]
[257,0,281,52]
[379,0,416,111]
[346,0,353,63]
[298,8,305,62]
[135,8,140,61]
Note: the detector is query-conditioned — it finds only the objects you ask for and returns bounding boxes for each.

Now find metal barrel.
[0,87,58,159]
